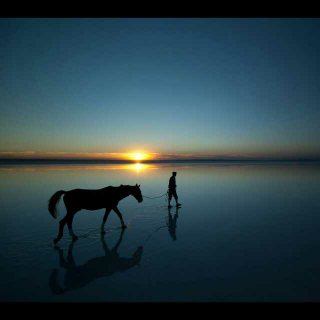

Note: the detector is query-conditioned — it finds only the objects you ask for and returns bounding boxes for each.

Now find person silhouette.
[168,171,181,208]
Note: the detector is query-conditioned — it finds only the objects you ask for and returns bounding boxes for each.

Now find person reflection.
[167,206,180,241]
[49,229,143,295]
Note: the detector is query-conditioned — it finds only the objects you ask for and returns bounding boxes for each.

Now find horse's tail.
[49,269,68,295]
[48,190,66,219]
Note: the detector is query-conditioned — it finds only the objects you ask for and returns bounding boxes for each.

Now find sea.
[1,160,320,302]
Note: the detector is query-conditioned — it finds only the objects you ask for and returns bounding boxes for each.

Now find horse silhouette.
[49,229,143,295]
[48,184,143,245]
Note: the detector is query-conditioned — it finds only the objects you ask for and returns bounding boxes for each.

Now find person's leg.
[173,189,181,206]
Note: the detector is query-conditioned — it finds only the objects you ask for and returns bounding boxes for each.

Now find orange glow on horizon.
[0,163,159,172]
[0,151,158,161]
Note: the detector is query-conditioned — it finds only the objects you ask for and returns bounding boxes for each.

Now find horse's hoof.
[122,225,127,229]
[101,230,106,234]
[53,239,59,246]
[72,236,78,241]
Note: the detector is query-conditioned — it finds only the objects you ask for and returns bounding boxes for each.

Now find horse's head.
[131,184,143,203]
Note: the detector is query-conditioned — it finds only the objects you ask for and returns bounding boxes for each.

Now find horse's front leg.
[101,207,112,234]
[113,206,127,229]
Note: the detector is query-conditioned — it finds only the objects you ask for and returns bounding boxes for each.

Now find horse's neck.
[117,187,131,201]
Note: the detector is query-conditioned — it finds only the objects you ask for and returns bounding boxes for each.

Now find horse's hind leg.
[54,215,68,245]
[67,212,78,240]
[63,196,79,240]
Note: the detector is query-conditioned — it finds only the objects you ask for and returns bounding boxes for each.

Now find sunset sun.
[126,152,148,161]
[133,153,144,161]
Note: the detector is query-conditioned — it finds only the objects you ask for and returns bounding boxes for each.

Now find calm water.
[1,161,320,302]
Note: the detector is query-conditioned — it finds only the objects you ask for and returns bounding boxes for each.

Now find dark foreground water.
[1,161,320,302]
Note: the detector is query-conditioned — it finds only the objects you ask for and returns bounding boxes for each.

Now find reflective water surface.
[1,162,320,301]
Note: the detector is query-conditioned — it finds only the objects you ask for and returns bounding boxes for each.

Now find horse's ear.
[138,184,140,187]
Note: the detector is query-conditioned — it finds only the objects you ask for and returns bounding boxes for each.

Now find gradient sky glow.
[1,18,320,160]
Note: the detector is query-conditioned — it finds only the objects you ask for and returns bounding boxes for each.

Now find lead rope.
[142,189,169,202]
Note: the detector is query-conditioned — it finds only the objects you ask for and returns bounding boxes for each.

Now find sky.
[1,18,320,160]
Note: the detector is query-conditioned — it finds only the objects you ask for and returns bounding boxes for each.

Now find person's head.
[172,171,177,176]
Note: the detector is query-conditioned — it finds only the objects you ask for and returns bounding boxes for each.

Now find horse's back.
[66,187,113,196]
[63,186,118,211]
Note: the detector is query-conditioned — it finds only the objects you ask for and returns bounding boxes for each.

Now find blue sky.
[1,18,320,160]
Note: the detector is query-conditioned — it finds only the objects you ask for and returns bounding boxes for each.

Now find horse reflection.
[49,229,143,295]
[167,207,180,241]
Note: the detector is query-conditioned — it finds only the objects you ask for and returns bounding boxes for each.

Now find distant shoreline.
[1,159,320,164]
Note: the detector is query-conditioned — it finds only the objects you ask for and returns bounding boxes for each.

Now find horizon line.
[1,158,320,163]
